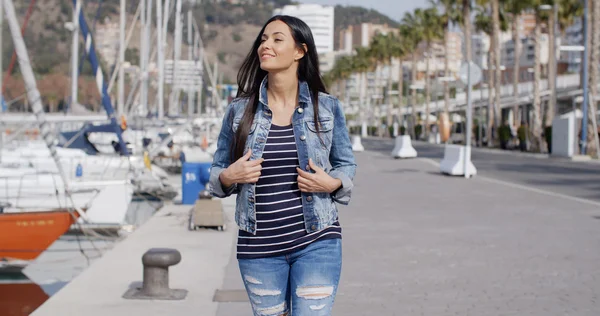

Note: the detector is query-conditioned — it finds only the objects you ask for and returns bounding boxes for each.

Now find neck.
[267,71,299,108]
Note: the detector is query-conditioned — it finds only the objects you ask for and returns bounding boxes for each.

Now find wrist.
[328,178,342,194]
[220,169,234,188]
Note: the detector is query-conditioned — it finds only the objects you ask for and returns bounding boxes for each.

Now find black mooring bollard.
[123,248,188,300]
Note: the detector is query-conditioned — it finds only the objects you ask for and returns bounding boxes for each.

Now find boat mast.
[118,0,125,116]
[70,0,81,111]
[156,0,164,119]
[2,0,86,218]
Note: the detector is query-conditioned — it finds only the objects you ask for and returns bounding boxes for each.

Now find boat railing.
[0,172,100,210]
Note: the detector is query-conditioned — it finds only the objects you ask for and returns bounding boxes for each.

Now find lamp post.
[581,0,590,155]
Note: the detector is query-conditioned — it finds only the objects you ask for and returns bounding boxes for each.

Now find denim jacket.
[209,77,357,235]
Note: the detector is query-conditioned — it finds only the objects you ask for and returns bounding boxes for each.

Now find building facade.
[273,4,335,54]
[337,23,398,53]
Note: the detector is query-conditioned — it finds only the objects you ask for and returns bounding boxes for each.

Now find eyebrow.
[262,32,286,38]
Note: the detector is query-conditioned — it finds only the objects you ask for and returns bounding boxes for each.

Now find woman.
[209,15,356,316]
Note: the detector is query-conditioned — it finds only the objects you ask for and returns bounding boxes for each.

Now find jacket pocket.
[305,118,333,133]
[305,118,334,149]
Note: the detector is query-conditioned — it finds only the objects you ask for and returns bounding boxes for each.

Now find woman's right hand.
[220,150,264,187]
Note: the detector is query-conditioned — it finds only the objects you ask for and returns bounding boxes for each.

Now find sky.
[297,0,430,22]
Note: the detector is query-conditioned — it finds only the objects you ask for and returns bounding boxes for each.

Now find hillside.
[192,1,399,83]
[2,0,396,111]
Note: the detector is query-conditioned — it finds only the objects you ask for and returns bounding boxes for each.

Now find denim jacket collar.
[258,76,312,110]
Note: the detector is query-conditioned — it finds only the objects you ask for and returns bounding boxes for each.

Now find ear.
[294,43,307,61]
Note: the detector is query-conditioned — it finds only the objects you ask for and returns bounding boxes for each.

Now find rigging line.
[1,0,36,96]
[107,0,143,94]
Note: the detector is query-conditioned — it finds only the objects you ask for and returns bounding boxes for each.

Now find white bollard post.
[439,144,477,176]
[351,135,364,152]
[391,135,417,159]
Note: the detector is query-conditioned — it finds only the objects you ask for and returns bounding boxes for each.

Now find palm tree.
[430,0,461,116]
[381,33,406,137]
[456,0,474,144]
[588,0,599,157]
[531,3,545,152]
[474,6,496,147]
[476,0,509,146]
[416,7,443,140]
[401,11,425,139]
[503,0,530,127]
[353,47,376,135]
[491,0,503,136]
[369,33,391,136]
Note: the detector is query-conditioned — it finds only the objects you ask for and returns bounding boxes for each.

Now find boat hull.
[0,210,77,261]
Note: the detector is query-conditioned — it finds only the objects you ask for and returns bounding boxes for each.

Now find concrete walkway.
[31,197,238,316]
[32,149,600,315]
[217,150,600,315]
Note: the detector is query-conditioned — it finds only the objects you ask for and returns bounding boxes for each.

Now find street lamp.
[581,0,590,155]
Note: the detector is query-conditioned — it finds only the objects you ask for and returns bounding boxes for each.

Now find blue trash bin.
[181,162,212,205]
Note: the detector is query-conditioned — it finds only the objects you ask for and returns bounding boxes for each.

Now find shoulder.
[317,92,343,116]
[227,97,251,114]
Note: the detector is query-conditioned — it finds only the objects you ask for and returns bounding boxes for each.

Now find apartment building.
[273,4,335,54]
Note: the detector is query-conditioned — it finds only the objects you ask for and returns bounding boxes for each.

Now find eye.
[274,39,282,42]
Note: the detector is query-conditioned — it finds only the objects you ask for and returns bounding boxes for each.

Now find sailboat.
[0,0,137,272]
[0,208,81,271]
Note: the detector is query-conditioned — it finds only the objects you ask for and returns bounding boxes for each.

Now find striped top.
[236,124,342,259]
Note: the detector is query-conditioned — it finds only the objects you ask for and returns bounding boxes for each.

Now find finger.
[298,183,309,192]
[308,158,322,173]
[238,149,252,162]
[244,175,260,183]
[296,167,313,179]
[246,158,264,167]
[297,175,311,186]
[246,164,263,173]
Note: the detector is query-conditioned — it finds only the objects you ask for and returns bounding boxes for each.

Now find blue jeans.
[238,238,342,315]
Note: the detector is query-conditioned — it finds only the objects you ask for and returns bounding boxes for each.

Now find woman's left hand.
[297,159,342,193]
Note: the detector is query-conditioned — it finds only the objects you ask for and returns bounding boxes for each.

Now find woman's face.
[258,20,304,73]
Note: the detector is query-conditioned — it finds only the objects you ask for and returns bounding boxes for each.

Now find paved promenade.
[218,150,600,315]
[32,147,600,315]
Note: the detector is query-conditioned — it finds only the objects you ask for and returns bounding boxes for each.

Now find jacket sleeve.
[328,98,357,205]
[209,103,238,198]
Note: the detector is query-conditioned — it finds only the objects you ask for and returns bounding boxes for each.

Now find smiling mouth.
[261,54,275,59]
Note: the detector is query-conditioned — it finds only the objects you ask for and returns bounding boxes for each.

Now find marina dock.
[30,145,600,315]
[31,196,237,316]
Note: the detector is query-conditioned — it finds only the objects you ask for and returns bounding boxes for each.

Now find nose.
[261,38,273,49]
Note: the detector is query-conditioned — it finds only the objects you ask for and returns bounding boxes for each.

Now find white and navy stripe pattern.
[72,0,129,155]
[237,124,341,259]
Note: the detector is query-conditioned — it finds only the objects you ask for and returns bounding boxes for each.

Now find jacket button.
[300,135,306,141]
[306,196,313,202]
[305,165,310,171]
[311,225,316,230]
[297,108,304,114]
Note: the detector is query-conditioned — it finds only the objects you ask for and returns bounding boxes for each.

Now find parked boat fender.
[75,162,83,178]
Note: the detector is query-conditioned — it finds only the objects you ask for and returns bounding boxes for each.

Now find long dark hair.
[232,15,328,161]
